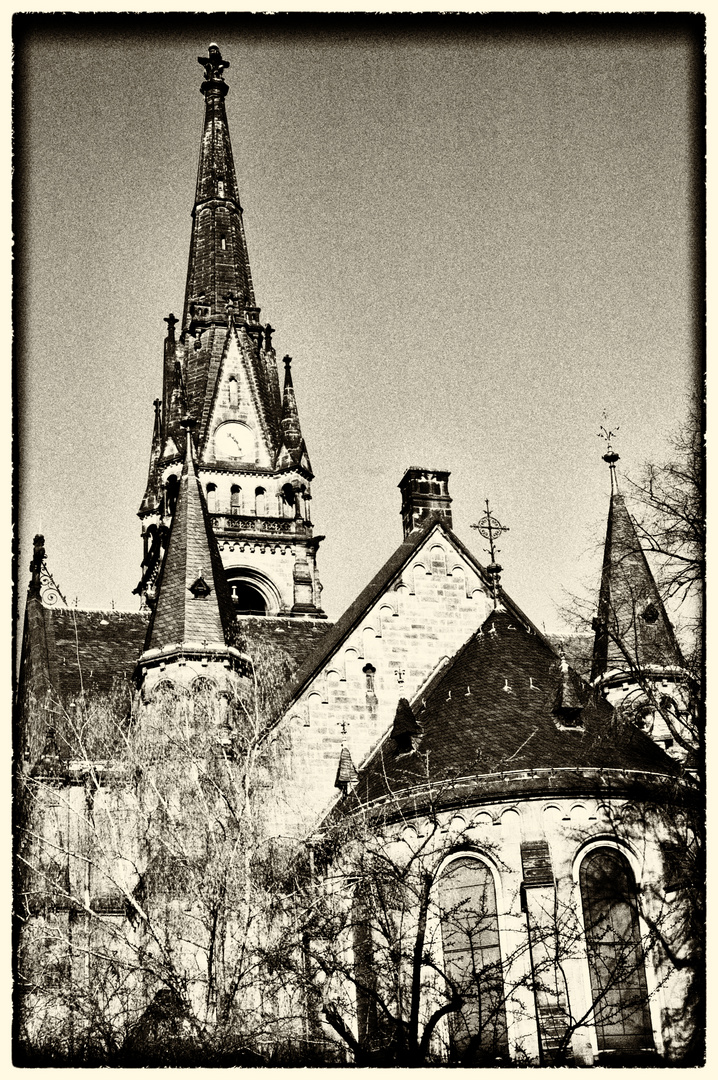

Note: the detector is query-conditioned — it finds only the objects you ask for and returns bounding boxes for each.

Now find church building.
[16,43,699,1067]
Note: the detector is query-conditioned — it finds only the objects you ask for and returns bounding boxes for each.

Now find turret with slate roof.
[138,44,325,624]
[136,416,249,694]
[590,440,690,756]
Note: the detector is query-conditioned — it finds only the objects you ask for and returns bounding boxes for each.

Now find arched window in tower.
[228,377,238,408]
[218,179,225,198]
[221,235,227,251]
[230,485,242,515]
[165,474,180,518]
[579,848,653,1055]
[206,483,217,513]
[255,487,267,517]
[437,857,508,1062]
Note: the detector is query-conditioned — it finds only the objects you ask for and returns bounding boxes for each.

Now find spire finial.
[471,499,509,608]
[598,415,620,493]
[198,44,230,94]
[164,313,178,340]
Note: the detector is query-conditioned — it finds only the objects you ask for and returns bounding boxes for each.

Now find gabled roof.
[276,516,541,716]
[144,423,236,653]
[591,491,684,681]
[349,610,680,813]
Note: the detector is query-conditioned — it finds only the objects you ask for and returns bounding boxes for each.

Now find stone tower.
[137,44,324,620]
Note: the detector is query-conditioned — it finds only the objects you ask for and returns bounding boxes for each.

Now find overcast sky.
[15,13,702,638]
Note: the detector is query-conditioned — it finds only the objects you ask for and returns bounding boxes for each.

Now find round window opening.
[230,581,267,616]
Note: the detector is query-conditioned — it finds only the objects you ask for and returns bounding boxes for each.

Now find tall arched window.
[255,487,267,517]
[230,485,242,515]
[579,848,653,1055]
[206,483,217,513]
[165,474,179,518]
[437,857,508,1062]
[228,377,238,407]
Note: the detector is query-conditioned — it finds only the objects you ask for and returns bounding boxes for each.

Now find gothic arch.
[225,566,283,615]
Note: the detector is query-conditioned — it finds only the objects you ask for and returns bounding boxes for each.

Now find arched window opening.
[431,545,446,576]
[229,581,267,616]
[579,848,653,1056]
[230,485,242,515]
[218,179,225,198]
[206,483,217,513]
[165,474,180,518]
[438,858,508,1062]
[228,377,238,408]
[255,487,267,517]
[221,235,227,251]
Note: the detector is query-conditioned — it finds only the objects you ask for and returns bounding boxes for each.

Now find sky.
[15,12,702,641]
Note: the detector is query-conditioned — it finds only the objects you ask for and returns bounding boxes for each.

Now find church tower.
[137,44,324,620]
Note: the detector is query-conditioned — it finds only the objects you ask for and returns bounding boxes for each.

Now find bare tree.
[15,642,304,1065]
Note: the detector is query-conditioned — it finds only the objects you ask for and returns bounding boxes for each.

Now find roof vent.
[391,697,421,754]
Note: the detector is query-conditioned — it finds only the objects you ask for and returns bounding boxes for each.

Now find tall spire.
[144,417,236,653]
[183,44,255,336]
[591,448,683,683]
[137,45,325,621]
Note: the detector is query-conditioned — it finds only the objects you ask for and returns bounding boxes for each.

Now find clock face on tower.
[215,421,254,461]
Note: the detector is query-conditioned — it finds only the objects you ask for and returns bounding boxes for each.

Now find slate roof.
[591,491,684,681]
[232,615,333,673]
[145,425,236,652]
[43,608,148,701]
[350,610,681,815]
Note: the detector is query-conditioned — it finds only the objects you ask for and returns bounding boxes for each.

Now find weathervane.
[471,499,509,608]
[598,415,620,493]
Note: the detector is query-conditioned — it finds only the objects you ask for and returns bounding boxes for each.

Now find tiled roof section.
[47,608,148,700]
[277,518,541,717]
[232,616,333,672]
[591,492,684,681]
[145,430,236,652]
[354,610,680,809]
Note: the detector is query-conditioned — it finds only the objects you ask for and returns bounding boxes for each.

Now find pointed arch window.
[228,377,238,408]
[230,485,242,515]
[579,848,653,1055]
[255,487,267,517]
[206,483,217,513]
[217,179,225,198]
[437,857,508,1062]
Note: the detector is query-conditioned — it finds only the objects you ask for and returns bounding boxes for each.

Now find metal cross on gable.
[471,499,509,607]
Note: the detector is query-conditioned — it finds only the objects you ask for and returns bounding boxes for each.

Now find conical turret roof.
[144,420,236,653]
[591,490,684,682]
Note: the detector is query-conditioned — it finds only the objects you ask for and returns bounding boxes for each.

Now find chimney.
[398,468,452,539]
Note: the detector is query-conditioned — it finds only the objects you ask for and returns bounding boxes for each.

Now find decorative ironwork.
[598,414,620,491]
[40,562,67,608]
[471,499,509,607]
